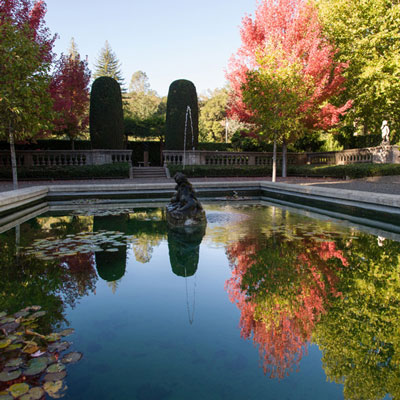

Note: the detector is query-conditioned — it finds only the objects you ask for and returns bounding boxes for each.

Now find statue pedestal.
[372,144,399,164]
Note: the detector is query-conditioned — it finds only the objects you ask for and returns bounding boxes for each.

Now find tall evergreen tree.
[93,41,124,88]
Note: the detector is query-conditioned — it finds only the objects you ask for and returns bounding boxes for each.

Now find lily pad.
[13,310,29,319]
[0,339,12,349]
[0,317,15,325]
[0,394,13,400]
[0,312,6,319]
[43,371,67,382]
[9,383,29,398]
[61,351,82,364]
[45,333,61,342]
[59,329,74,337]
[5,358,23,368]
[0,370,21,382]
[5,344,22,351]
[19,387,45,400]
[48,341,70,353]
[0,322,20,334]
[24,358,47,376]
[27,311,46,320]
[22,344,39,354]
[43,380,67,399]
[46,363,66,374]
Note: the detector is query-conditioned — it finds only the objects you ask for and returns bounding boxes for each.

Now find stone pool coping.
[1,181,400,233]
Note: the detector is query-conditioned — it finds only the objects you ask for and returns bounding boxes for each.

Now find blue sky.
[45,0,258,96]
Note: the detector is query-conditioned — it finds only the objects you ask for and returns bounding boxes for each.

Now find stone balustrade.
[0,150,132,168]
[163,150,307,167]
[163,145,399,167]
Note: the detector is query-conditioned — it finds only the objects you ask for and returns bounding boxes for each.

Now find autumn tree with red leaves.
[226,0,352,180]
[0,0,56,189]
[50,40,91,149]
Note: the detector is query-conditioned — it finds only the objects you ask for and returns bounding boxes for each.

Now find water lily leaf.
[48,341,70,353]
[0,394,13,400]
[0,339,11,349]
[9,383,29,398]
[45,333,61,343]
[5,359,23,368]
[46,363,65,373]
[27,311,46,320]
[0,322,20,334]
[22,344,39,354]
[5,344,22,351]
[106,248,119,252]
[19,387,45,400]
[43,371,67,382]
[24,358,47,376]
[22,306,41,312]
[0,317,15,325]
[0,312,6,319]
[59,329,74,337]
[0,370,21,382]
[43,380,67,399]
[13,310,29,319]
[61,352,82,364]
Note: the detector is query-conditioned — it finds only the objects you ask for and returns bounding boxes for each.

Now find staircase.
[130,167,169,179]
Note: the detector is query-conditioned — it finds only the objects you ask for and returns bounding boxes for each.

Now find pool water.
[1,202,400,400]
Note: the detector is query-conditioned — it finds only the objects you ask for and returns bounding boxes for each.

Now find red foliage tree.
[226,0,352,131]
[50,50,91,147]
[0,0,55,62]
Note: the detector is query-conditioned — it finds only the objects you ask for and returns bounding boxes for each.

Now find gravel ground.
[0,175,399,195]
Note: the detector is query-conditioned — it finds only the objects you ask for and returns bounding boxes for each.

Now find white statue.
[381,120,390,143]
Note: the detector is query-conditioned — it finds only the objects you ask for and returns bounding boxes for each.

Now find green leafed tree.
[317,0,400,141]
[93,41,125,88]
[199,88,229,143]
[126,71,161,120]
[0,0,56,190]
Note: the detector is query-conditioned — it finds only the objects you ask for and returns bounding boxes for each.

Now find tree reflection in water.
[225,223,348,378]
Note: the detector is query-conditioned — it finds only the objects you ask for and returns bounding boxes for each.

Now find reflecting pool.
[1,202,400,400]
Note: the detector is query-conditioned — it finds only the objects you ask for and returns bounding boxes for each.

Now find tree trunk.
[272,140,277,183]
[9,124,18,190]
[282,140,287,178]
[70,138,75,150]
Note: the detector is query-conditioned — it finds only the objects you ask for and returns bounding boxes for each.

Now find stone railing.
[164,146,399,167]
[307,145,399,165]
[163,150,307,167]
[0,150,132,168]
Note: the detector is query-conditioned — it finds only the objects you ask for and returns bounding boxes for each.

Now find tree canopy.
[317,0,400,141]
[50,39,91,146]
[226,0,352,145]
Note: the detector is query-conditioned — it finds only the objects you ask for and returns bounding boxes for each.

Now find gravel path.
[0,175,399,195]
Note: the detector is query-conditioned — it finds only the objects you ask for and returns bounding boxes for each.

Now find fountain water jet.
[183,105,194,169]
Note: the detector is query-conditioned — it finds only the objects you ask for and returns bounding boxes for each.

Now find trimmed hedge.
[168,163,400,180]
[90,77,124,149]
[165,79,199,150]
[0,163,130,180]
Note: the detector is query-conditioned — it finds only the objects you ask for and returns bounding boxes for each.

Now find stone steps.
[130,167,168,179]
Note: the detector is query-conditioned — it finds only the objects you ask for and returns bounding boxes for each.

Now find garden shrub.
[90,77,124,149]
[165,79,199,150]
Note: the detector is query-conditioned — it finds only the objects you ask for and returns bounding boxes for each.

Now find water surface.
[1,203,399,399]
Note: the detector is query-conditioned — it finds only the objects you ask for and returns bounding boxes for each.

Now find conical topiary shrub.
[90,77,124,149]
[165,79,199,150]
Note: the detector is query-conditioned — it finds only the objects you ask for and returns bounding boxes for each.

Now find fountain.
[166,172,206,228]
[183,105,195,169]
